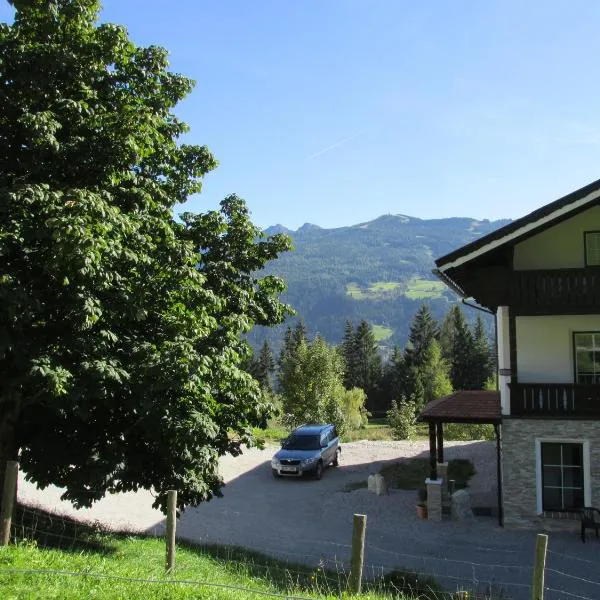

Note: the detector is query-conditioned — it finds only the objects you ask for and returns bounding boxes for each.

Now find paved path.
[18,440,600,599]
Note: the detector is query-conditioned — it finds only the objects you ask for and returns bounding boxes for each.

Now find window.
[541,442,584,512]
[585,232,600,266]
[574,332,600,383]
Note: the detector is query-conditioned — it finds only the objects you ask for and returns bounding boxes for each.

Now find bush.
[443,423,495,441]
[341,387,369,430]
[387,398,416,440]
[378,569,443,598]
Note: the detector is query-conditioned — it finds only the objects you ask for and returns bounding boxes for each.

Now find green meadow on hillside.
[404,278,446,300]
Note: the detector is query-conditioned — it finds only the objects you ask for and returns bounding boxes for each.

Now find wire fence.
[5,496,600,599]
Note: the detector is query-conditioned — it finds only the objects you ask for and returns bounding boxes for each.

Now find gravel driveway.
[18,440,600,600]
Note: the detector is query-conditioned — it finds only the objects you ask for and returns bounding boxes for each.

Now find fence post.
[165,490,177,573]
[531,533,548,600]
[1,461,19,546]
[348,513,367,594]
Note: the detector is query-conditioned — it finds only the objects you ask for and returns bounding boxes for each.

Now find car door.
[323,428,335,464]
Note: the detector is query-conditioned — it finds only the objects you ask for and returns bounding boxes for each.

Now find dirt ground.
[17,440,600,600]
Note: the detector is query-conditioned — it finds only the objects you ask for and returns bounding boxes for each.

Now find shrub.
[341,387,369,430]
[379,569,443,598]
[387,398,416,440]
[443,423,495,441]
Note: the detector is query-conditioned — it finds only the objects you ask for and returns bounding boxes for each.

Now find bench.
[581,507,600,542]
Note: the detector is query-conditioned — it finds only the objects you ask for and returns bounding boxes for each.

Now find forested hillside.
[250,214,509,355]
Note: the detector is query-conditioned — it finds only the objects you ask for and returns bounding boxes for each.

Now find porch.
[418,390,502,525]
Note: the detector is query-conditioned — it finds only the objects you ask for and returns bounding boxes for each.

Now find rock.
[451,488,475,520]
[367,473,388,496]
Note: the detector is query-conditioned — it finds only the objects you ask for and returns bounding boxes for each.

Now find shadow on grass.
[172,538,449,600]
[13,502,125,554]
[12,503,450,599]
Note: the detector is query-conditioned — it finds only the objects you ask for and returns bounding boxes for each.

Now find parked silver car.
[271,424,340,479]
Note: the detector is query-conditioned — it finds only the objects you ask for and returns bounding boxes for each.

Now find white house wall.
[516,315,600,383]
[513,205,600,270]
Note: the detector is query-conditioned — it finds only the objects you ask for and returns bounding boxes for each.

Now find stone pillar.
[437,462,449,497]
[426,478,443,522]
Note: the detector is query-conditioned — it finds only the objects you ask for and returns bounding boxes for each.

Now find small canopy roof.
[418,390,501,424]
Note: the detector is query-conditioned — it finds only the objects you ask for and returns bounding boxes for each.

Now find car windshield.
[283,434,321,451]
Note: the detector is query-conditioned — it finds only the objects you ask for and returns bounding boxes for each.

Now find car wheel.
[332,449,340,467]
[315,461,323,480]
[272,469,281,478]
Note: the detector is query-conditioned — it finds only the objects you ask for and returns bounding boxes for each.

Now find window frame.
[572,331,600,383]
[584,231,600,267]
[535,438,590,514]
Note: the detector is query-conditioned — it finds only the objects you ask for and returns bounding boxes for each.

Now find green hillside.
[250,214,508,354]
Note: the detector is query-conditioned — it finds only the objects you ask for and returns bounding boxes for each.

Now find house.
[433,177,600,527]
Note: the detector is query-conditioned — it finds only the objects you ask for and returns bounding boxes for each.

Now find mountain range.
[250,214,510,357]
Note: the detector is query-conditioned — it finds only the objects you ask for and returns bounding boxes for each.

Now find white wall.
[516,315,600,382]
[497,306,511,415]
[513,205,600,270]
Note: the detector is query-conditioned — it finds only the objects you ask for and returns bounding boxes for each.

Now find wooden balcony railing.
[509,383,600,417]
[509,268,600,312]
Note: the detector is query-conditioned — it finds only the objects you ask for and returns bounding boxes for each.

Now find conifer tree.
[448,306,476,390]
[353,320,382,409]
[471,315,493,389]
[256,340,275,392]
[341,320,358,389]
[405,305,439,370]
[277,321,306,392]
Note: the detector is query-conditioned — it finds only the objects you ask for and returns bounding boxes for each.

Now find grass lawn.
[1,522,445,599]
[346,281,401,300]
[372,325,393,341]
[404,277,446,300]
[379,458,475,490]
[254,419,397,445]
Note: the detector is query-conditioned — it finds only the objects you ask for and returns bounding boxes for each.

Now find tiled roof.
[418,390,501,424]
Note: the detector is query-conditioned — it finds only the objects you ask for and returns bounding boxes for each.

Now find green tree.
[277,321,306,392]
[0,1,291,513]
[439,304,459,362]
[381,346,405,402]
[255,340,275,392]
[419,340,453,405]
[341,320,358,389]
[404,305,439,370]
[445,305,476,390]
[353,320,382,409]
[279,336,348,433]
[471,315,493,390]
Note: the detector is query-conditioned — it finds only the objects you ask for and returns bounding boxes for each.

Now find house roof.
[436,177,600,272]
[417,390,501,424]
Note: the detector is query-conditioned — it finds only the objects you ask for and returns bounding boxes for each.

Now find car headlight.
[301,456,318,466]
[271,458,281,468]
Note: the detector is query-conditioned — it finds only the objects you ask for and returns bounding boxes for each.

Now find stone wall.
[502,418,600,529]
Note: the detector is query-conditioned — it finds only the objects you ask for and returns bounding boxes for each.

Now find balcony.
[509,383,600,417]
[509,268,600,313]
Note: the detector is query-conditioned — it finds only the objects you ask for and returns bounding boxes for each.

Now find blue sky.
[4,1,600,230]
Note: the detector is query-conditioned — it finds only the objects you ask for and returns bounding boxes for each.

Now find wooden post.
[165,490,177,572]
[1,461,18,546]
[428,422,437,480]
[348,513,367,594]
[531,533,548,600]
[436,422,444,464]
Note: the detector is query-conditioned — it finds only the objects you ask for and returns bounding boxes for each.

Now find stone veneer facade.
[502,418,600,529]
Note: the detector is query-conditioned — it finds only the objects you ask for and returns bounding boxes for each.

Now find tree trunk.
[0,413,19,517]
